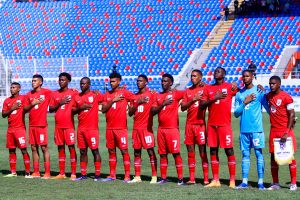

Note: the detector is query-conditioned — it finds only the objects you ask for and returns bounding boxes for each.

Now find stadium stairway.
[202,20,234,50]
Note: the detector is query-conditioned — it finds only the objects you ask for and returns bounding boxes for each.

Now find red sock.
[160,156,168,179]
[271,159,279,183]
[227,155,236,182]
[175,155,183,180]
[94,161,101,176]
[109,152,117,178]
[134,157,141,177]
[200,152,209,182]
[188,152,196,182]
[289,159,297,184]
[23,153,30,173]
[9,153,17,174]
[33,161,40,173]
[58,148,66,175]
[69,148,77,175]
[122,152,131,178]
[80,162,87,176]
[149,155,157,177]
[211,155,219,181]
[44,162,50,174]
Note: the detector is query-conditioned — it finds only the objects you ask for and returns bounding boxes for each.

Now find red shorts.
[184,124,206,145]
[157,128,181,154]
[269,129,297,153]
[54,127,76,146]
[6,128,27,149]
[207,125,233,148]
[132,129,155,149]
[106,129,128,150]
[77,128,99,149]
[29,126,48,145]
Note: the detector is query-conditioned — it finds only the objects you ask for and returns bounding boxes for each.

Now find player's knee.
[80,148,87,155]
[242,150,250,158]
[146,148,155,156]
[254,149,263,159]
[108,148,116,154]
[41,145,48,152]
[172,153,180,158]
[121,149,128,155]
[210,147,218,155]
[134,151,141,157]
[225,148,234,156]
[31,145,38,151]
[20,148,28,154]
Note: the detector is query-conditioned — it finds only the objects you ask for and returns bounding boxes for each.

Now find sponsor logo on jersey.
[88,96,94,103]
[276,99,282,106]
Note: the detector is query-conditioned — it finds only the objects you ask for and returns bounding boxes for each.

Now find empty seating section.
[0,0,230,93]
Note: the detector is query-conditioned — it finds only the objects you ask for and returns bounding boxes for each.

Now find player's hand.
[163,97,174,106]
[31,98,42,106]
[11,102,21,110]
[257,84,265,93]
[80,104,92,110]
[193,93,202,102]
[137,96,149,104]
[280,133,288,143]
[231,82,238,91]
[243,93,256,104]
[71,88,79,92]
[60,96,71,105]
[199,81,206,87]
[113,94,125,102]
[214,91,226,100]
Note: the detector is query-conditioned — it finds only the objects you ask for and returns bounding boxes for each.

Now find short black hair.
[59,72,72,82]
[270,75,281,84]
[242,69,253,75]
[11,82,21,88]
[138,74,148,82]
[191,69,203,76]
[162,73,174,83]
[109,66,122,80]
[81,77,91,84]
[32,74,43,83]
[216,67,226,75]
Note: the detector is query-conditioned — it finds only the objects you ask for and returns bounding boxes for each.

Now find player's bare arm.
[231,82,239,91]
[23,98,43,113]
[101,95,124,113]
[49,96,71,113]
[281,109,296,143]
[181,93,202,112]
[2,101,21,118]
[151,97,173,115]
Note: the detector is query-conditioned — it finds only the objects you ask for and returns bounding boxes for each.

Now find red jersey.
[103,89,135,129]
[154,90,184,128]
[74,91,103,130]
[267,91,294,131]
[182,85,206,125]
[130,89,155,131]
[2,95,26,129]
[50,89,78,129]
[24,88,52,127]
[202,82,236,126]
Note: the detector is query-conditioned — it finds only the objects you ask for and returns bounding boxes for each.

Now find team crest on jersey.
[276,99,282,106]
[88,96,94,103]
[271,105,276,113]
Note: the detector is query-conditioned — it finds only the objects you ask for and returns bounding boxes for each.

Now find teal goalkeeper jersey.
[234,85,269,133]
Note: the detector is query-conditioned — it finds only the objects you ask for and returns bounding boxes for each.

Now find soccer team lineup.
[2,67,298,191]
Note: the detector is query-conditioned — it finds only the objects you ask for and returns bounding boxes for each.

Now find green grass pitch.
[0,112,299,200]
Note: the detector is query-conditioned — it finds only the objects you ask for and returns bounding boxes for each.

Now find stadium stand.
[0,0,299,96]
